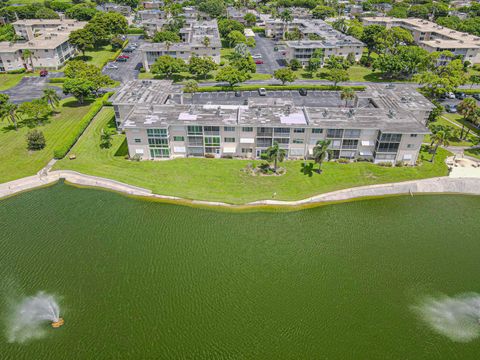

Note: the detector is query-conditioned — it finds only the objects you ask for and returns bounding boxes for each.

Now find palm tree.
[184,80,198,105]
[312,139,331,173]
[457,97,477,139]
[430,130,450,162]
[42,88,60,110]
[265,141,286,174]
[202,36,210,48]
[1,102,21,131]
[22,49,34,71]
[165,40,172,52]
[280,10,292,40]
[340,88,355,107]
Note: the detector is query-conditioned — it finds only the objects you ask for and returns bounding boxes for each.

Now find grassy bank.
[0,73,29,91]
[54,107,450,204]
[0,98,95,183]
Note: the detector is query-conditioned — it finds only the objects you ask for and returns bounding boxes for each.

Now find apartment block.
[140,19,222,71]
[362,17,480,64]
[0,19,86,72]
[111,80,432,165]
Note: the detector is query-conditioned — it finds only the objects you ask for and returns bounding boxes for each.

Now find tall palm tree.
[340,88,355,107]
[266,141,286,174]
[202,36,210,48]
[22,49,34,71]
[42,88,60,110]
[457,97,477,139]
[312,139,331,173]
[430,130,450,162]
[184,80,198,105]
[280,10,292,40]
[1,102,21,131]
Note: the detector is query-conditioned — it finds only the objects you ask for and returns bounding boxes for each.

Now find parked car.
[123,47,134,52]
[119,54,130,59]
[473,93,480,101]
[455,92,466,99]
[446,92,455,99]
[234,90,241,97]
[39,69,48,77]
[116,57,128,62]
[258,88,267,96]
[255,59,264,64]
[105,63,118,69]
[252,54,262,59]
[445,104,457,113]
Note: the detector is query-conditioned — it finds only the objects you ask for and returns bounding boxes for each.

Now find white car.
[105,63,118,69]
[258,88,267,96]
[252,54,262,59]
[447,92,455,99]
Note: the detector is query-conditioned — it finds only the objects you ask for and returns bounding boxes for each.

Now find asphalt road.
[1,74,66,104]
[251,35,285,74]
[102,35,144,83]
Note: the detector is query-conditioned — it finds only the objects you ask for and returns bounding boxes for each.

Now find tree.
[341,88,355,107]
[1,102,20,131]
[65,3,98,21]
[198,0,226,18]
[373,46,432,79]
[110,36,124,50]
[188,56,218,79]
[21,49,34,71]
[360,25,385,62]
[153,30,180,43]
[430,130,450,162]
[457,98,479,139]
[289,59,302,71]
[215,66,249,87]
[244,13,256,27]
[42,88,60,110]
[18,99,51,124]
[469,74,480,88]
[312,139,331,173]
[35,7,60,19]
[328,68,349,86]
[265,142,286,174]
[151,55,186,78]
[306,57,322,76]
[332,18,348,33]
[416,58,466,99]
[227,30,246,47]
[274,68,297,85]
[202,36,211,48]
[69,28,94,58]
[184,80,199,104]
[312,5,335,20]
[100,128,113,149]
[280,10,292,40]
[64,61,113,90]
[217,19,244,38]
[90,11,128,37]
[63,78,95,104]
[26,130,46,151]
[324,55,349,70]
[231,54,256,74]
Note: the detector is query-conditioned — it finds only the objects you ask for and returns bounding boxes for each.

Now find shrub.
[205,153,215,158]
[52,94,110,159]
[7,68,26,74]
[131,154,142,161]
[377,161,393,167]
[26,130,46,151]
[337,158,350,164]
[188,84,365,93]
[127,27,145,35]
[251,26,265,35]
[395,160,405,167]
[48,77,66,83]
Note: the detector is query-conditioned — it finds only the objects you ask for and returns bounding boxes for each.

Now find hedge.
[187,84,366,93]
[6,68,26,74]
[49,77,66,83]
[460,89,480,95]
[127,28,145,35]
[53,93,112,159]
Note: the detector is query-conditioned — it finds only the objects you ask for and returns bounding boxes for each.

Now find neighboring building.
[111,80,432,165]
[273,19,364,65]
[137,9,164,22]
[104,3,132,16]
[0,19,86,72]
[362,17,480,64]
[140,19,222,71]
[141,1,162,9]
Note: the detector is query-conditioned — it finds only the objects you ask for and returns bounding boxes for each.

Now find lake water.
[1,184,479,359]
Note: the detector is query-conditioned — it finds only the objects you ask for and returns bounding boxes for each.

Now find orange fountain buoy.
[51,318,64,328]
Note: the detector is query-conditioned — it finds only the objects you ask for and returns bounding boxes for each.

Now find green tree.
[273,68,297,85]
[150,55,186,78]
[202,36,211,48]
[35,7,59,19]
[312,5,335,20]
[231,54,256,73]
[21,49,34,71]
[328,68,349,86]
[469,74,480,88]
[69,28,94,58]
[312,139,331,173]
[430,130,450,162]
[42,88,60,110]
[188,56,218,79]
[184,79,199,104]
[360,25,385,62]
[280,9,292,40]
[217,19,244,38]
[18,99,51,124]
[227,30,246,47]
[215,66,249,87]
[153,30,181,43]
[65,3,98,21]
[416,58,466,99]
[306,57,322,76]
[1,101,20,131]
[63,78,95,104]
[373,46,432,79]
[26,129,46,151]
[289,58,302,71]
[340,88,355,107]
[244,13,256,27]
[100,128,113,149]
[457,98,479,139]
[198,0,226,18]
[324,55,350,70]
[265,141,286,174]
[64,61,113,90]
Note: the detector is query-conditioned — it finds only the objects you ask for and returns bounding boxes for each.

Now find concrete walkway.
[1,170,479,208]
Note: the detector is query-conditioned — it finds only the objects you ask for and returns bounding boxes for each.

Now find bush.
[205,153,215,158]
[251,26,265,35]
[127,27,145,35]
[53,94,110,159]
[377,161,393,167]
[48,77,66,83]
[26,130,46,151]
[7,68,26,74]
[189,84,365,93]
[336,158,350,164]
[395,160,405,167]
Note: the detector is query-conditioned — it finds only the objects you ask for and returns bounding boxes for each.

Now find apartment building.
[104,4,132,16]
[140,19,222,71]
[265,18,364,65]
[362,17,480,64]
[0,19,86,72]
[111,80,432,165]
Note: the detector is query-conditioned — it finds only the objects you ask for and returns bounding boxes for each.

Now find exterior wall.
[142,47,220,71]
[0,50,24,72]
[285,44,364,66]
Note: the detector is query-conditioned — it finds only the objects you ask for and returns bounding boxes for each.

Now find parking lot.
[102,35,144,83]
[183,89,368,107]
[250,35,286,74]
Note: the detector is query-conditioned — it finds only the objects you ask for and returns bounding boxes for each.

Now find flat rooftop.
[110,80,183,105]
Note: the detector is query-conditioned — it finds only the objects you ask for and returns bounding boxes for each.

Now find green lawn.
[0,73,30,91]
[424,115,478,146]
[465,148,480,159]
[69,45,116,68]
[0,98,95,183]
[53,107,450,204]
[442,113,480,137]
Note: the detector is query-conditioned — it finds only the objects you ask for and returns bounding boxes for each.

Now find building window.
[274,127,290,134]
[242,127,253,132]
[224,137,235,143]
[293,128,305,133]
[342,139,358,149]
[293,139,304,144]
[410,134,418,137]
[343,129,361,138]
[134,138,141,143]
[224,126,235,132]
[407,144,414,149]
[150,148,170,158]
[173,136,184,141]
[187,126,202,135]
[312,128,323,134]
[327,129,343,138]
[203,126,220,135]
[147,128,167,137]
[204,136,220,147]
[241,148,253,153]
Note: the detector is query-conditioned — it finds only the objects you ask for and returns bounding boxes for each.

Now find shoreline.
[1,170,479,210]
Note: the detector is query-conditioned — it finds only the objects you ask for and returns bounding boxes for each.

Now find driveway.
[251,35,285,74]
[1,75,66,104]
[102,35,145,83]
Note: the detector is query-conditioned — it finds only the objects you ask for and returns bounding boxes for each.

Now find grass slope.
[54,107,450,204]
[0,73,28,91]
[0,98,95,183]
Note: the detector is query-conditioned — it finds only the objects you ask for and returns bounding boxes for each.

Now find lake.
[1,183,479,359]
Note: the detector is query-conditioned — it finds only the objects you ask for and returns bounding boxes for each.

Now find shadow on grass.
[62,99,94,108]
[114,138,129,157]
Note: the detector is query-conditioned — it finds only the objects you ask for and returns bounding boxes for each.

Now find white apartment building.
[362,17,480,64]
[111,80,432,165]
[0,19,86,72]
[140,19,222,71]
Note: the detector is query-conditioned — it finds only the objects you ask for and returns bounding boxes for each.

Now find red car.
[255,59,264,64]
[39,69,48,77]
[118,54,130,59]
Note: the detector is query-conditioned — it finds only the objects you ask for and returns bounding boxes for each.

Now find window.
[134,138,141,143]
[344,129,361,138]
[224,137,235,143]
[173,136,184,141]
[293,139,304,144]
[312,128,323,134]
[273,138,289,144]
[187,126,202,135]
[410,134,418,137]
[342,139,358,149]
[274,127,290,134]
[327,129,343,138]
[187,136,203,146]
[293,128,305,133]
[224,126,235,132]
[147,128,167,137]
[377,142,399,152]
[407,144,415,149]
[241,148,253,153]
[379,133,402,142]
[150,148,170,158]
[204,136,220,147]
[203,126,220,135]
[242,127,253,132]
[148,138,168,146]
[257,127,273,136]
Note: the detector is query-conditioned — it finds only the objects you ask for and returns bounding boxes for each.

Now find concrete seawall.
[0,170,479,208]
